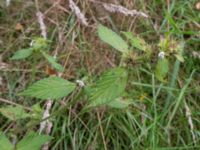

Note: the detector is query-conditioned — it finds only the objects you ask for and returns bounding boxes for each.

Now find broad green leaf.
[10,48,33,60]
[122,32,149,52]
[42,52,64,72]
[88,68,128,107]
[0,132,13,150]
[107,97,131,109]
[16,131,52,150]
[20,77,76,100]
[155,58,169,82]
[98,24,129,54]
[0,106,30,121]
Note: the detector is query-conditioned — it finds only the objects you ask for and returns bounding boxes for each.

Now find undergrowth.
[0,0,200,149]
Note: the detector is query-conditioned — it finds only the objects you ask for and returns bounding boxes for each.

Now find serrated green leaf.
[98,24,129,54]
[0,106,30,121]
[88,68,128,107]
[10,48,33,60]
[107,97,131,109]
[122,32,149,52]
[42,52,64,72]
[155,58,169,82]
[0,132,14,150]
[20,77,76,100]
[16,131,52,150]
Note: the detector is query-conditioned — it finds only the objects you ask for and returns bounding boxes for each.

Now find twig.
[36,11,47,39]
[89,0,148,18]
[40,100,53,150]
[69,0,88,26]
[184,101,196,144]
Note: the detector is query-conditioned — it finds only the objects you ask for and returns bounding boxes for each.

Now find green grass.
[0,0,200,149]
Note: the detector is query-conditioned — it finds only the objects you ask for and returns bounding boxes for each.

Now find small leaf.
[42,52,64,72]
[88,68,128,107]
[122,32,149,52]
[0,106,30,121]
[10,48,33,60]
[174,53,184,62]
[98,24,129,54]
[155,58,169,82]
[20,77,76,100]
[0,132,14,150]
[107,97,131,109]
[32,38,48,51]
[16,131,52,150]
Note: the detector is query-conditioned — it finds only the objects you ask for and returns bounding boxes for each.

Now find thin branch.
[69,0,89,26]
[184,101,196,144]
[89,0,148,18]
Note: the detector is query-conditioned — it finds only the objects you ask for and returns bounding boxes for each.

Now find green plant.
[1,0,199,149]
[0,105,30,121]
[19,24,185,108]
[11,37,64,72]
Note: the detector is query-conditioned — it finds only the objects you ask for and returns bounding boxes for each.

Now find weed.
[0,0,199,149]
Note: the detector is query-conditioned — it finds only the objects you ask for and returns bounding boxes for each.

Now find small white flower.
[76,80,85,87]
[158,51,165,59]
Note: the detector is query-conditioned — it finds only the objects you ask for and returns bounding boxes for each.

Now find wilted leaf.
[0,61,9,69]
[174,53,184,62]
[98,24,129,54]
[15,23,24,31]
[155,58,169,82]
[196,2,200,10]
[107,97,131,109]
[16,131,52,150]
[10,48,33,60]
[0,132,13,150]
[45,66,58,76]
[20,77,76,100]
[88,68,128,107]
[0,106,30,121]
[42,52,64,72]
[122,32,149,52]
[32,38,48,51]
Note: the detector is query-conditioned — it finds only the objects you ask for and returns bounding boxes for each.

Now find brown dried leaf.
[196,2,200,10]
[15,23,24,31]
